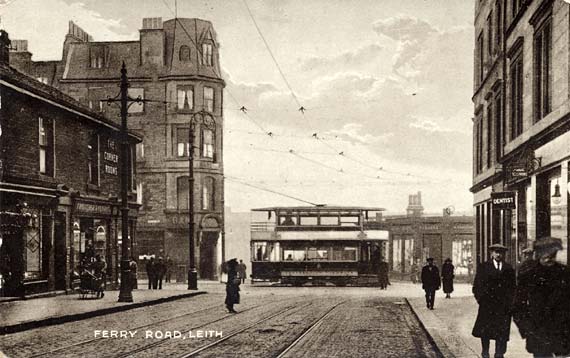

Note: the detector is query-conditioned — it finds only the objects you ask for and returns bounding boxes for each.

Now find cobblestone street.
[0,284,440,358]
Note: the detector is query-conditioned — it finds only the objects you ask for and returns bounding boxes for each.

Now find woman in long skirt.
[225,258,240,313]
[441,258,454,298]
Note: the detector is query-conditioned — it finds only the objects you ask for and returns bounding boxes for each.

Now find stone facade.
[472,0,570,268]
[9,18,226,280]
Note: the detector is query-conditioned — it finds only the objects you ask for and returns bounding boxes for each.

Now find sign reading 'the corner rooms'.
[491,191,516,210]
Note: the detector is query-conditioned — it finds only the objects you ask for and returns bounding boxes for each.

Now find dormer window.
[90,45,108,68]
[201,43,213,66]
[179,45,191,62]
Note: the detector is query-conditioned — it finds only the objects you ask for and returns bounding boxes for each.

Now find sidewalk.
[0,280,217,335]
[406,283,531,358]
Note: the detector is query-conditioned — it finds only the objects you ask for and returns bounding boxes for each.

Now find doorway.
[54,212,67,290]
[199,232,218,280]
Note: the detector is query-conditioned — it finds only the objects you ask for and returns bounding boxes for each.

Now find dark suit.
[421,264,440,309]
[472,260,515,358]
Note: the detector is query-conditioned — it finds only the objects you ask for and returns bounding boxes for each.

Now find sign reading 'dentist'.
[491,191,516,210]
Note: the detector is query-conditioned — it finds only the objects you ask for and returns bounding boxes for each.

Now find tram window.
[307,248,328,260]
[332,247,357,261]
[299,216,317,226]
[320,216,339,225]
[253,242,280,261]
[340,216,359,226]
[279,216,296,226]
[283,249,305,261]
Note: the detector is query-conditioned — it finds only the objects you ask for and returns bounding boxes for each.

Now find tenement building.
[0,31,141,296]
[9,18,226,280]
[472,0,569,267]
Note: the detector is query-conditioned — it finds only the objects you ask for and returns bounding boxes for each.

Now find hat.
[426,257,434,261]
[521,247,534,254]
[534,237,563,257]
[444,258,452,262]
[489,243,508,252]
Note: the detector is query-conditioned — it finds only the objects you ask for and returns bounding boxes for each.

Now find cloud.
[328,123,393,145]
[299,44,384,72]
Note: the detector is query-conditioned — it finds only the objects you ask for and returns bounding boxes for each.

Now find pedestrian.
[238,259,247,284]
[467,258,474,285]
[513,237,570,358]
[421,257,440,310]
[517,247,535,277]
[129,257,138,290]
[155,257,166,289]
[165,256,173,283]
[441,258,455,299]
[378,260,389,289]
[92,255,106,298]
[146,257,155,290]
[225,258,240,313]
[472,243,515,358]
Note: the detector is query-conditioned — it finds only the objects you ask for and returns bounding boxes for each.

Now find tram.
[250,206,389,286]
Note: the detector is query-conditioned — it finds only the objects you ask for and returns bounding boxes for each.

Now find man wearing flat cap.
[421,257,440,310]
[472,243,516,358]
[513,237,570,357]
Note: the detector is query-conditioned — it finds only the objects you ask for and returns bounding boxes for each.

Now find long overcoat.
[421,265,440,291]
[472,261,515,340]
[441,262,455,294]
[513,261,570,354]
[225,261,240,306]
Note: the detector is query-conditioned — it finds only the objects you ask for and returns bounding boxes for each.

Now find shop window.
[392,238,402,271]
[204,86,214,112]
[177,86,194,111]
[201,128,214,159]
[177,176,189,210]
[404,238,414,273]
[202,177,215,210]
[38,117,54,176]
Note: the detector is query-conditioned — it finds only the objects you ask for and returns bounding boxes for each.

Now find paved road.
[0,285,441,358]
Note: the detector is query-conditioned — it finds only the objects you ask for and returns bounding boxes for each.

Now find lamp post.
[187,110,216,290]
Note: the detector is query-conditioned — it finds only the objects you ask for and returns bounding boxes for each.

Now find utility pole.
[187,110,216,290]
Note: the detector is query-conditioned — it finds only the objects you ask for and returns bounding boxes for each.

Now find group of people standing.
[145,256,172,290]
[472,239,570,358]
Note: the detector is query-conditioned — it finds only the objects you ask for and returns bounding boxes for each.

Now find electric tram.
[250,206,389,286]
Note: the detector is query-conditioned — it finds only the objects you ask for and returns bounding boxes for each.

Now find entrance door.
[199,232,218,280]
[54,212,67,290]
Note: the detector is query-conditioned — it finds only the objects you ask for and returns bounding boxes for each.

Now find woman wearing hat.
[225,258,241,313]
[441,258,455,299]
[513,237,570,357]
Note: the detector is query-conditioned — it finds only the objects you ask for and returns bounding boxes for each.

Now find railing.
[251,222,276,232]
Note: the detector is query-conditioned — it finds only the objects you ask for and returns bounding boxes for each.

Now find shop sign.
[491,191,516,210]
[104,138,119,176]
[75,202,112,216]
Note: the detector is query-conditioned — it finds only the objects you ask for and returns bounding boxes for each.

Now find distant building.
[472,1,569,267]
[9,18,226,280]
[372,193,474,278]
[0,30,141,296]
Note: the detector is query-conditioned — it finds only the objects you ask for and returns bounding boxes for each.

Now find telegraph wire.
[225,175,319,205]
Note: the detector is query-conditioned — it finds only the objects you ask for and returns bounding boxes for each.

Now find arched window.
[202,177,215,210]
[177,176,189,210]
[179,45,191,61]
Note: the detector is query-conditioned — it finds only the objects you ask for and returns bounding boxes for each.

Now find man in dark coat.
[513,237,570,357]
[421,257,440,310]
[225,258,240,313]
[378,260,390,289]
[441,258,455,298]
[146,257,156,290]
[155,257,166,289]
[472,244,515,358]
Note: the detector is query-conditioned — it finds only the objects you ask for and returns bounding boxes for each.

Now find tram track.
[177,301,314,358]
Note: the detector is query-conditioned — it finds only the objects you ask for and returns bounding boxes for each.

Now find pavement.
[0,280,212,335]
[0,280,533,358]
[405,282,531,358]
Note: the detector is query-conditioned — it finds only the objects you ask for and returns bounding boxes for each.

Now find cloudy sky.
[0,0,475,215]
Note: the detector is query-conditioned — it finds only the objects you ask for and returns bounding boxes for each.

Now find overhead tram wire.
[224,176,319,206]
[162,0,462,186]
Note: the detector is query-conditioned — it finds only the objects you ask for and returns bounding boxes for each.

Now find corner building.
[10,18,226,280]
[472,0,569,268]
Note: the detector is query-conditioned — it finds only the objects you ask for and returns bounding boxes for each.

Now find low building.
[0,31,141,297]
